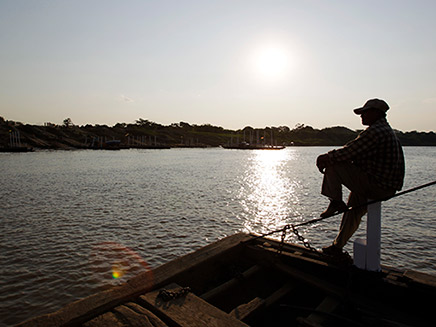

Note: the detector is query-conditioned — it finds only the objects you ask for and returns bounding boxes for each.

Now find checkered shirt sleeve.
[327,118,405,190]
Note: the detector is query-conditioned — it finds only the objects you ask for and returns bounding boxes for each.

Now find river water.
[1,147,435,326]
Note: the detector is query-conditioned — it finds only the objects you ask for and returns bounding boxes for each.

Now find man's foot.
[320,200,347,218]
[322,244,343,256]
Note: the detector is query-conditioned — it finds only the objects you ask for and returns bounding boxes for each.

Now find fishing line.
[294,179,436,228]
[248,180,436,242]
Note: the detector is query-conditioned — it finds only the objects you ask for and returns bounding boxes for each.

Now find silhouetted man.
[316,99,405,256]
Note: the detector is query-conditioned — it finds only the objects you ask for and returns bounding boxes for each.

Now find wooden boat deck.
[18,233,436,326]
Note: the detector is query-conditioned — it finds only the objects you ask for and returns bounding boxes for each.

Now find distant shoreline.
[2,117,436,149]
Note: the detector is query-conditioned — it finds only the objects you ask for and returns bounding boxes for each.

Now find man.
[316,99,405,256]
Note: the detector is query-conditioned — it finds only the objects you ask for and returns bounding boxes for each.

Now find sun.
[252,45,290,81]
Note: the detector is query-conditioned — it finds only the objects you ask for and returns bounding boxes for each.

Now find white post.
[353,200,382,272]
[366,201,381,271]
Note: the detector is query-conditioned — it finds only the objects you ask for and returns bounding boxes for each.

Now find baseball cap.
[354,99,389,115]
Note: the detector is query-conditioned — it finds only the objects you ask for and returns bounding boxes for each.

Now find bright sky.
[1,0,435,131]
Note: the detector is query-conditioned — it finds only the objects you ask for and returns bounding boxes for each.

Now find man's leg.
[321,163,396,253]
[320,163,361,218]
[333,191,367,248]
[321,163,369,254]
[321,164,345,201]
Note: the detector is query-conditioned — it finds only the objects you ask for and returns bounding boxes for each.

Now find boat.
[222,142,285,150]
[17,232,436,326]
[103,140,122,150]
[129,144,171,149]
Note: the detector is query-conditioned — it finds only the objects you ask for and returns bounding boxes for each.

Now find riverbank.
[1,116,436,150]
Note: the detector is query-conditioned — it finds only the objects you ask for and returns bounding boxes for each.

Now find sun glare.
[240,150,295,236]
[252,45,291,81]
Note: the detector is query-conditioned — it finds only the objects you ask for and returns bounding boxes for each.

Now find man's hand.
[316,153,332,173]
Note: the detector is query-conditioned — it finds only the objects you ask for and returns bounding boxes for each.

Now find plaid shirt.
[328,117,405,190]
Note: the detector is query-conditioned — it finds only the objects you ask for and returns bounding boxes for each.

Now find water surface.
[1,147,435,326]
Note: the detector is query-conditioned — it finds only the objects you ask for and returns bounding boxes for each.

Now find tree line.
[1,116,435,149]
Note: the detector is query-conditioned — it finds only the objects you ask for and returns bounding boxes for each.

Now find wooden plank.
[251,244,330,268]
[274,263,346,300]
[139,283,248,327]
[300,296,340,326]
[83,312,125,327]
[263,281,296,307]
[247,234,327,260]
[201,265,262,301]
[230,297,264,321]
[229,281,296,321]
[124,303,168,327]
[83,303,168,327]
[295,318,323,327]
[277,263,426,326]
[113,303,167,327]
[403,270,436,288]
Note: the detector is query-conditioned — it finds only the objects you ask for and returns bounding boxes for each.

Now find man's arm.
[328,128,377,163]
[316,127,377,172]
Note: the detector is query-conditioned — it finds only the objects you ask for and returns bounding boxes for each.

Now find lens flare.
[90,242,153,289]
[112,270,122,279]
[111,263,126,279]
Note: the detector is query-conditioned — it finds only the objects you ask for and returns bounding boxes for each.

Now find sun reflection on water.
[238,149,302,238]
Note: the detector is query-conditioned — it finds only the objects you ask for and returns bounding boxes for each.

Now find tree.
[63,118,73,127]
[135,118,152,126]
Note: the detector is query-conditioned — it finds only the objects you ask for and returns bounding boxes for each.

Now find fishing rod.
[248,180,436,242]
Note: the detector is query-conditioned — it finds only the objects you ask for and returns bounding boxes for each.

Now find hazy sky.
[1,0,435,131]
